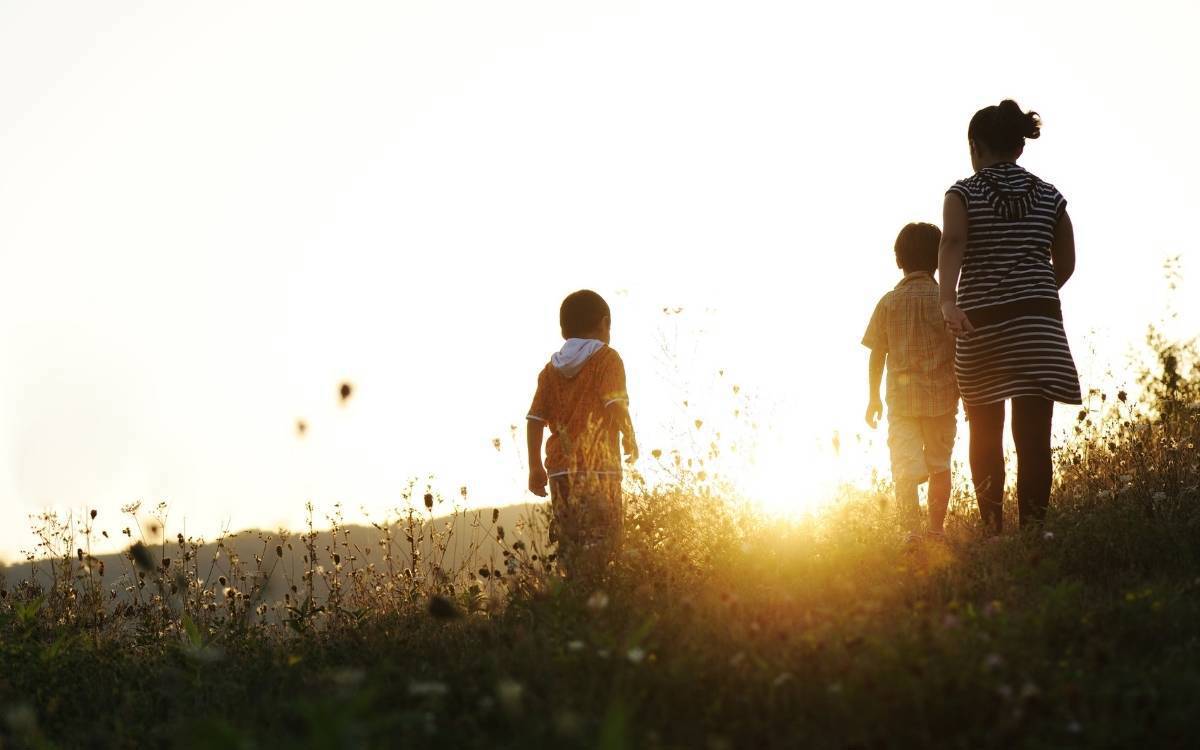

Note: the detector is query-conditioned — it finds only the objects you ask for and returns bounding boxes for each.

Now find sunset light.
[1,2,1198,747]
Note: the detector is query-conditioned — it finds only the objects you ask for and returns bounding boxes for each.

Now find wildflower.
[586,591,609,611]
[408,681,449,698]
[424,492,434,510]
[942,614,961,630]
[1043,531,1055,541]
[1117,390,1128,402]
[339,382,353,402]
[651,449,663,460]
[90,509,97,520]
[626,647,646,665]
[567,640,585,652]
[492,508,500,523]
[728,651,746,667]
[492,438,502,451]
[4,704,38,733]
[276,545,283,558]
[772,672,794,688]
[332,668,364,688]
[553,710,582,738]
[496,679,523,715]
[983,653,1004,672]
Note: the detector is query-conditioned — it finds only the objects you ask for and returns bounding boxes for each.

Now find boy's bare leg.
[927,470,951,535]
[895,478,922,534]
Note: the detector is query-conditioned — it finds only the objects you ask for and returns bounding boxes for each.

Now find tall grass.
[2,339,1199,749]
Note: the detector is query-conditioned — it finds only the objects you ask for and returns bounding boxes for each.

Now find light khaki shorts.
[888,412,957,483]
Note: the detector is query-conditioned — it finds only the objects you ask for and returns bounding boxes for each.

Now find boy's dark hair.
[894,223,942,274]
[968,99,1041,154]
[560,290,611,339]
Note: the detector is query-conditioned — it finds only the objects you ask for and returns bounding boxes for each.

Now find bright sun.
[733,433,849,520]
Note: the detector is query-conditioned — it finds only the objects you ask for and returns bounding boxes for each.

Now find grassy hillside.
[2,389,1199,748]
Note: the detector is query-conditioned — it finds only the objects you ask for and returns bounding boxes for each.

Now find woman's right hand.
[941,301,976,338]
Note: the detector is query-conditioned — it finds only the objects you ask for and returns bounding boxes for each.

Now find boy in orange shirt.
[527,290,638,573]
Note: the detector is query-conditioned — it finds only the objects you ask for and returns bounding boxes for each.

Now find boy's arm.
[526,419,548,497]
[938,193,975,338]
[606,401,638,463]
[866,349,885,429]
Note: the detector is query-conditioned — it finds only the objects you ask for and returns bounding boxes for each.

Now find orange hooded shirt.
[527,341,629,477]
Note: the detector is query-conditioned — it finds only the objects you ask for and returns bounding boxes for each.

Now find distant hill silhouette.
[0,503,545,602]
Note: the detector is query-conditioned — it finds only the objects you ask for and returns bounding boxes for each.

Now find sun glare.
[736,433,847,520]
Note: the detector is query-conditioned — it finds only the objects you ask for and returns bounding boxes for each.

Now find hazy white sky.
[1,0,1197,560]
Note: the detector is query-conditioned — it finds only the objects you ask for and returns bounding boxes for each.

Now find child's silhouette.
[527,290,637,575]
[863,224,960,543]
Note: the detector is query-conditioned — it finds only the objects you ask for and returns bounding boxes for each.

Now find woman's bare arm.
[938,193,975,337]
[1051,210,1076,289]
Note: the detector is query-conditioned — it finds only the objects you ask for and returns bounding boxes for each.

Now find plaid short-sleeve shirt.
[862,272,959,418]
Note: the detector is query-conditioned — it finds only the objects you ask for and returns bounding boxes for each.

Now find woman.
[938,99,1081,532]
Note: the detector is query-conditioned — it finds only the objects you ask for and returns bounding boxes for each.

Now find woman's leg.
[965,401,1006,533]
[1011,397,1054,526]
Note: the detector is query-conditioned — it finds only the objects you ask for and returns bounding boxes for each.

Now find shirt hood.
[977,162,1039,220]
[551,338,606,379]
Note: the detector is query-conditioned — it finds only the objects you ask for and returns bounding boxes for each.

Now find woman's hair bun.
[968,99,1041,152]
[997,99,1041,140]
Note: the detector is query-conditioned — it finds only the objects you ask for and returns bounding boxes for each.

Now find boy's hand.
[941,301,976,338]
[865,398,883,429]
[528,466,548,497]
[623,435,639,464]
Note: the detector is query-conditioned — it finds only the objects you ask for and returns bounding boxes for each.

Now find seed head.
[428,594,461,620]
[129,542,155,571]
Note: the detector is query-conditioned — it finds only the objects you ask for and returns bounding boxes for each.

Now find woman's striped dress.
[948,162,1082,406]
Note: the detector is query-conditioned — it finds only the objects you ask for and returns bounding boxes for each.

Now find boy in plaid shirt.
[862,223,959,541]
